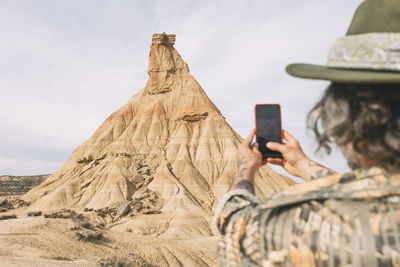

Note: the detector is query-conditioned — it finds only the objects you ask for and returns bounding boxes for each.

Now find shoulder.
[260,165,399,209]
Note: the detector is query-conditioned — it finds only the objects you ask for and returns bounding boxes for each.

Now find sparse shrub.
[95,208,111,218]
[52,256,72,261]
[74,231,85,241]
[126,228,132,233]
[80,222,92,229]
[0,214,17,220]
[143,209,160,215]
[86,232,103,242]
[98,255,149,267]
[44,212,69,219]
[0,199,13,210]
[0,208,7,213]
[74,230,103,242]
[84,207,93,212]
[1,198,30,208]
[27,211,42,217]
[77,156,93,164]
[43,209,84,220]
[99,257,133,267]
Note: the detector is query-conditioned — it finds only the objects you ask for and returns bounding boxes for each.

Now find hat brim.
[286,63,400,83]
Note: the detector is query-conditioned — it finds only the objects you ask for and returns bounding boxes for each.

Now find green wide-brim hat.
[286,0,400,83]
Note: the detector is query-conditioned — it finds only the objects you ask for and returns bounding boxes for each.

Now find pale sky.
[0,0,364,177]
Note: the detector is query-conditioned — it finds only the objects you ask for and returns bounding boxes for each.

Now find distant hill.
[0,175,49,196]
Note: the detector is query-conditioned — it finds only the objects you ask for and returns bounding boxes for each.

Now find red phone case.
[254,104,283,159]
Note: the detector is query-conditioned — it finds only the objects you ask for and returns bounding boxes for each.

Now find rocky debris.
[130,188,162,215]
[91,189,163,223]
[76,156,93,164]
[112,202,131,222]
[177,112,209,122]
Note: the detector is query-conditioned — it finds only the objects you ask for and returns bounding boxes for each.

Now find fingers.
[251,142,259,152]
[282,130,298,145]
[266,141,286,153]
[252,143,263,159]
[244,128,256,146]
[267,158,283,166]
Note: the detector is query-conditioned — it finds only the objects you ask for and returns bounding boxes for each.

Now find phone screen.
[255,104,282,158]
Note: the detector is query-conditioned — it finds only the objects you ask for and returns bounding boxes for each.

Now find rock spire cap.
[152,32,176,46]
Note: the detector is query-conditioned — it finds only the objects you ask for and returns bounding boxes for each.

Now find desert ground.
[0,199,218,266]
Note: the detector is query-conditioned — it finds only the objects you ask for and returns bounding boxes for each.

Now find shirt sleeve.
[213,189,260,232]
[212,189,261,266]
[212,189,323,266]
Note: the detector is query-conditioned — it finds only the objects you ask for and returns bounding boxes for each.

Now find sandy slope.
[0,208,217,266]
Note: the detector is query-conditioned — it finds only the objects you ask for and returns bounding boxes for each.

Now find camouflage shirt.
[213,165,400,266]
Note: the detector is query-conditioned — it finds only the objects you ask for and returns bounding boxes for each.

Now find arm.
[295,158,336,181]
[229,129,263,194]
[213,129,263,265]
[266,130,337,181]
[213,129,262,246]
[214,129,339,266]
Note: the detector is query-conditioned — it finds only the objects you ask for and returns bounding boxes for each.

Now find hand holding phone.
[255,104,283,159]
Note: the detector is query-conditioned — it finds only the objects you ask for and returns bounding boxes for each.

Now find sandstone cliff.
[24,33,294,240]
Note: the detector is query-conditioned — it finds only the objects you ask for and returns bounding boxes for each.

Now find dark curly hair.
[307,83,400,169]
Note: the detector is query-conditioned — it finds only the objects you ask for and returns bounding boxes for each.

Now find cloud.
[0,0,363,175]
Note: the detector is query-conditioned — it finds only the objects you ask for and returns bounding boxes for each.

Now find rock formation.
[24,33,294,239]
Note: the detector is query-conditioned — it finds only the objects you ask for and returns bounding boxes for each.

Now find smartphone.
[255,104,283,159]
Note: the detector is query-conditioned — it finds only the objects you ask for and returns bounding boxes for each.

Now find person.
[213,0,400,266]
